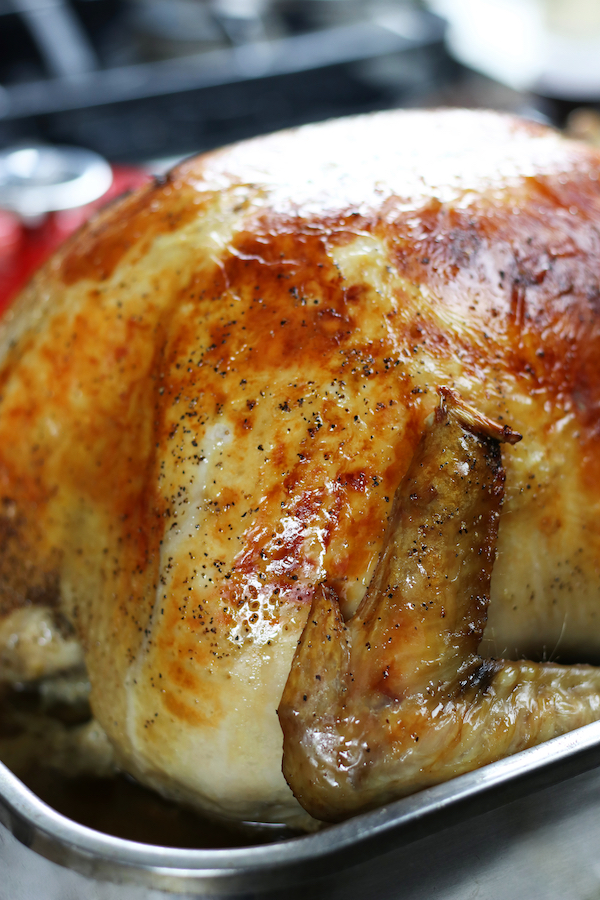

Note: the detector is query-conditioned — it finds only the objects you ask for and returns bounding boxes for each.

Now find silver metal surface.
[2,721,600,897]
[0,144,112,218]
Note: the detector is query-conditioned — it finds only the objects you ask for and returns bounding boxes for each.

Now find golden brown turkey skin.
[1,109,600,824]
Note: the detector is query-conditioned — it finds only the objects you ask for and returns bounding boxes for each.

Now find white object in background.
[429,0,600,98]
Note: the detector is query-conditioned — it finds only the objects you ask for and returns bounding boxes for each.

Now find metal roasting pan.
[3,721,600,898]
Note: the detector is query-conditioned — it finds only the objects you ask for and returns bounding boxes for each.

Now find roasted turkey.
[2,109,600,829]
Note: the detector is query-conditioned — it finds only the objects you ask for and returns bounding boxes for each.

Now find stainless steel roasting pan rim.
[2,721,600,895]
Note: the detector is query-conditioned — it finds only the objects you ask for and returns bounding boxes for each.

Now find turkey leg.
[278,389,600,822]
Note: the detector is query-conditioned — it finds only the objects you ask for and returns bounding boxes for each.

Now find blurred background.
[1,0,600,307]
[3,0,600,164]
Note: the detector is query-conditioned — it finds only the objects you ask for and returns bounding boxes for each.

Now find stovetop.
[0,0,451,162]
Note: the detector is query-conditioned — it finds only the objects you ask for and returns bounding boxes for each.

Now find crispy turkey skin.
[1,109,600,826]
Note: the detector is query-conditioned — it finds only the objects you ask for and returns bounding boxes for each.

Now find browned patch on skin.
[200,230,355,378]
[59,177,204,286]
[0,329,37,402]
[167,659,200,693]
[539,516,563,537]
[0,511,61,616]
[149,220,421,627]
[373,180,600,473]
[0,230,172,667]
[162,690,211,727]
